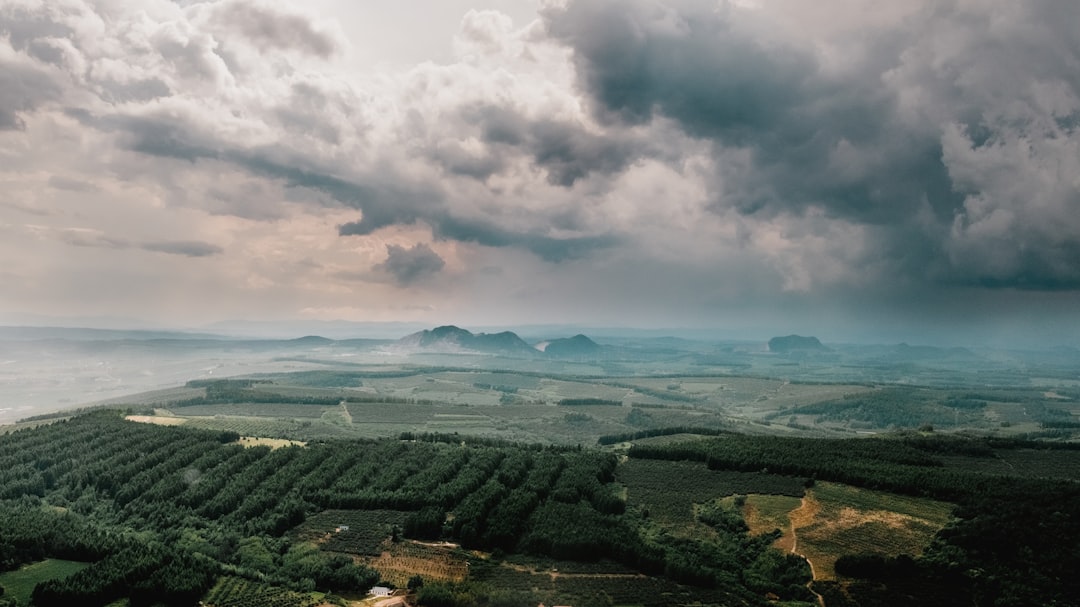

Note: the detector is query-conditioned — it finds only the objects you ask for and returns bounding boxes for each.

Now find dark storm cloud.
[375,243,445,286]
[544,0,1080,291]
[141,241,223,257]
[543,0,951,222]
[545,0,811,134]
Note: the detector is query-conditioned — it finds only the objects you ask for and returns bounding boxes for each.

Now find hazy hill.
[768,334,828,352]
[537,334,603,358]
[398,325,538,356]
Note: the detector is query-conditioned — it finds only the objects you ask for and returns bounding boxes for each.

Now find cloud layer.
[1,0,1078,342]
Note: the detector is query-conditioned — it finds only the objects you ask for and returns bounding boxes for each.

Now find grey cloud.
[545,0,1080,291]
[141,241,223,257]
[59,230,129,250]
[375,243,445,286]
[428,140,506,181]
[84,107,614,262]
[60,110,220,162]
[458,104,646,186]
[0,60,61,130]
[432,214,618,262]
[50,227,221,258]
[72,109,431,231]
[48,176,99,193]
[0,5,74,54]
[340,211,617,263]
[100,78,172,104]
[216,0,343,58]
[27,39,66,65]
[528,119,642,187]
[246,151,619,262]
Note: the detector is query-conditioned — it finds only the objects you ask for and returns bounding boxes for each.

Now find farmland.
[203,576,322,607]
[3,330,1080,607]
[365,542,470,587]
[0,560,89,605]
[63,345,1080,449]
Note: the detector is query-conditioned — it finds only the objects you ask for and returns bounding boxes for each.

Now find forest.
[1,409,1077,606]
[0,412,809,607]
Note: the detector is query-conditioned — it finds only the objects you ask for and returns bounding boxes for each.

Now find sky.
[1,0,1079,345]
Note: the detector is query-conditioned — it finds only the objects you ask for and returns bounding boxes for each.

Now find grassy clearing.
[124,414,187,426]
[790,482,954,580]
[0,559,90,605]
[728,494,803,551]
[236,436,306,449]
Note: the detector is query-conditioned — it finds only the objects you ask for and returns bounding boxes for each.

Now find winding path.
[789,495,826,607]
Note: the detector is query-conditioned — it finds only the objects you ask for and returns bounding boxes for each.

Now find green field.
[0,559,90,605]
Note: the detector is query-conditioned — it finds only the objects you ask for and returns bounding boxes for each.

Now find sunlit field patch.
[787,482,954,580]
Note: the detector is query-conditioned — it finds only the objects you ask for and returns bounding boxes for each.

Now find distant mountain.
[0,325,227,342]
[398,325,537,356]
[886,342,977,361]
[537,334,603,358]
[768,335,828,353]
[287,335,336,346]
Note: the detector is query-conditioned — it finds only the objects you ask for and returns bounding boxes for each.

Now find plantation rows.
[471,563,746,607]
[203,576,320,607]
[368,542,469,586]
[0,412,641,602]
[502,555,638,575]
[1,414,605,544]
[0,412,236,501]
